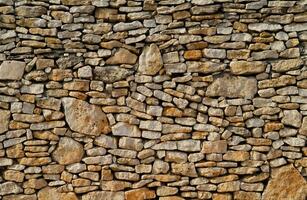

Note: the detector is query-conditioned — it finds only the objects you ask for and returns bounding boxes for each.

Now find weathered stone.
[171,163,198,177]
[248,23,282,32]
[272,59,304,72]
[282,110,302,128]
[187,61,226,74]
[3,194,37,200]
[82,191,124,200]
[206,74,257,99]
[223,151,250,161]
[138,44,163,75]
[94,66,134,83]
[202,140,227,154]
[262,164,307,200]
[0,61,25,80]
[112,122,141,137]
[106,48,137,65]
[38,187,78,200]
[52,137,84,165]
[0,182,22,196]
[125,188,156,200]
[230,61,266,75]
[0,109,10,134]
[62,97,110,135]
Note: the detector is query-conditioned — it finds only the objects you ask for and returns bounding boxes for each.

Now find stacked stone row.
[0,0,306,200]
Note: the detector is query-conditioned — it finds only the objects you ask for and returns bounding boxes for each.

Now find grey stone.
[0,61,25,80]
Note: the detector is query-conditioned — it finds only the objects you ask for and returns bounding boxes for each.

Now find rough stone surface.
[62,98,110,135]
[206,74,257,99]
[262,165,307,200]
[138,44,163,75]
[52,137,84,165]
[0,1,306,199]
[0,61,25,80]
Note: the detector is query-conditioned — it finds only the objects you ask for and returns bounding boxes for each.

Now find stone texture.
[0,61,25,80]
[230,61,266,75]
[0,109,10,134]
[262,165,307,200]
[94,67,134,83]
[38,187,78,200]
[138,44,163,75]
[52,137,84,165]
[206,74,257,99]
[62,97,110,135]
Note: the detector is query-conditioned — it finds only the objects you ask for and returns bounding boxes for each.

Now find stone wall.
[0,0,307,199]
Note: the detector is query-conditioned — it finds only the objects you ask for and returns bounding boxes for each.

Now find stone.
[206,74,257,99]
[52,137,84,165]
[82,191,124,200]
[112,122,141,137]
[282,110,302,128]
[94,66,134,83]
[0,182,22,196]
[177,140,201,152]
[258,75,296,89]
[56,56,83,69]
[0,61,25,80]
[284,23,307,32]
[138,44,163,75]
[223,151,250,161]
[2,194,37,200]
[187,61,226,74]
[125,188,156,200]
[113,21,143,32]
[230,61,266,75]
[171,163,198,177]
[0,109,10,134]
[106,48,137,65]
[203,49,226,59]
[202,140,227,154]
[62,97,110,135]
[248,23,282,32]
[95,135,117,149]
[262,164,307,200]
[272,59,304,72]
[38,187,78,200]
[16,6,47,17]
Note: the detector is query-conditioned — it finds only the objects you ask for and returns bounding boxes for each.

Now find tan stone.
[19,157,51,166]
[3,194,37,200]
[234,191,261,200]
[138,44,163,75]
[206,73,257,99]
[52,137,84,165]
[184,50,202,60]
[0,109,10,134]
[38,187,78,200]
[272,59,303,72]
[223,151,250,161]
[202,140,227,154]
[171,163,198,177]
[258,75,296,89]
[262,164,307,200]
[106,48,137,65]
[230,61,266,75]
[3,170,24,182]
[125,188,156,200]
[62,98,110,135]
[82,191,124,200]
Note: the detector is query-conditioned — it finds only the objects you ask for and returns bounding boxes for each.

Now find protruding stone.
[138,44,163,75]
[52,137,84,165]
[62,97,110,135]
[106,48,137,65]
[262,164,307,200]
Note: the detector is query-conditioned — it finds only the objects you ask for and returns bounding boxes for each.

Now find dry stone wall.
[0,0,307,199]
